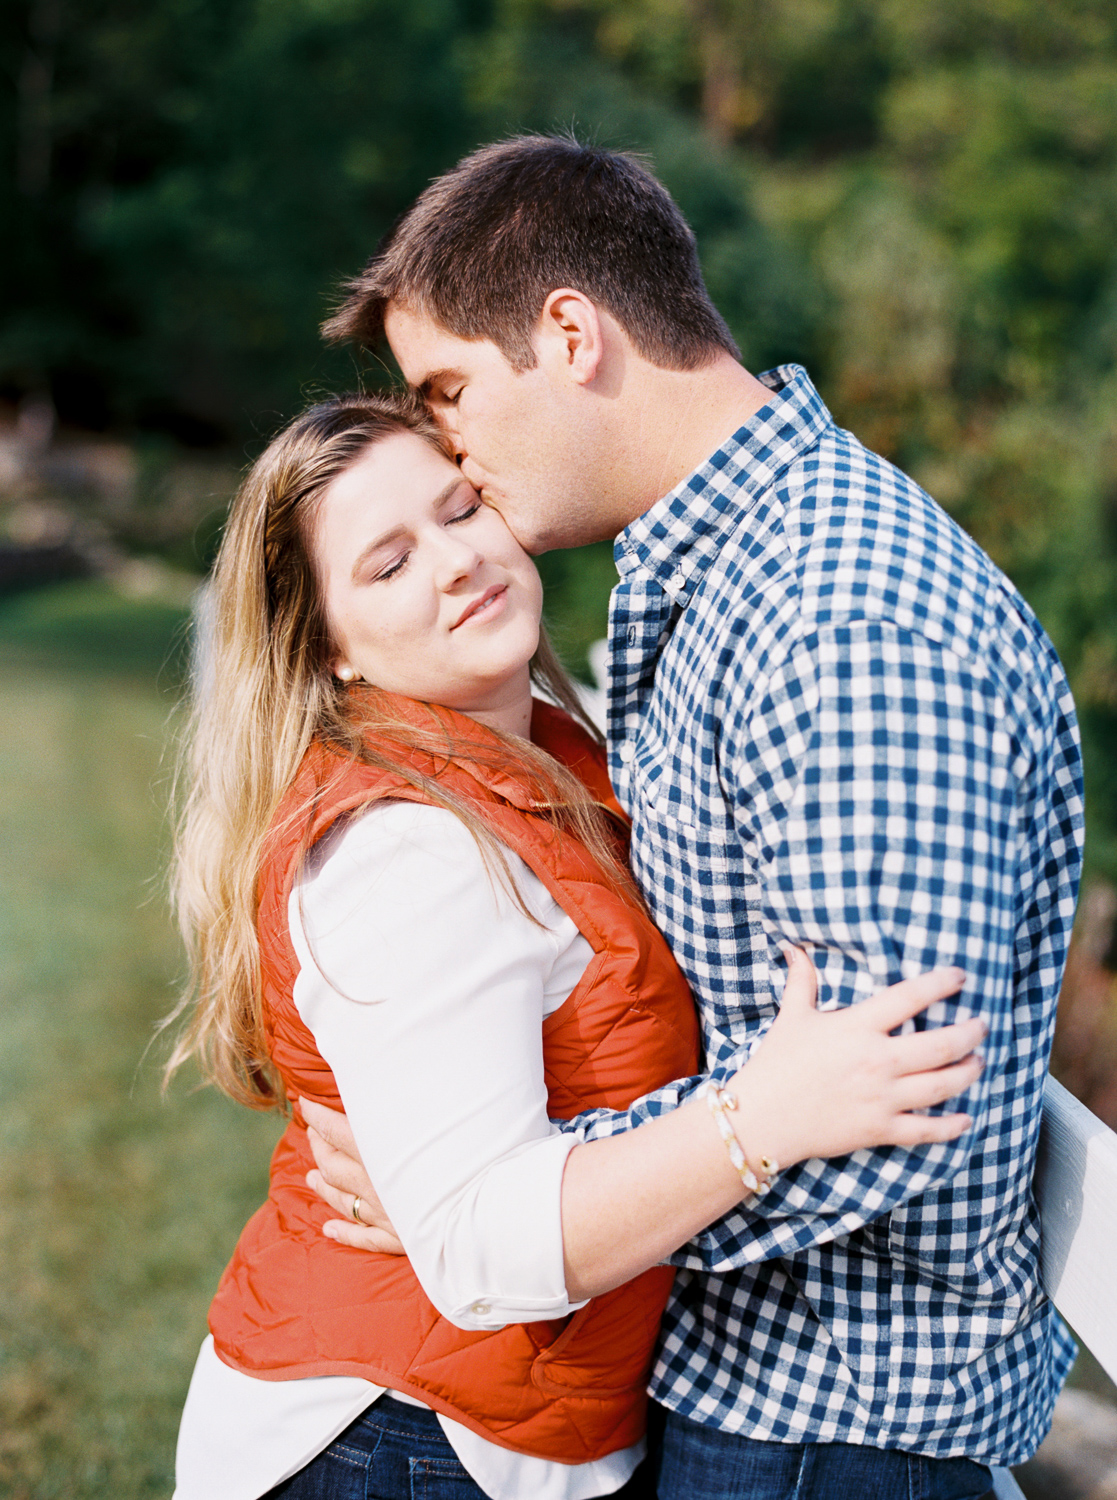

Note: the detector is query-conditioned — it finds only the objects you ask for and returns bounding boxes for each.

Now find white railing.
[992,1078,1117,1497]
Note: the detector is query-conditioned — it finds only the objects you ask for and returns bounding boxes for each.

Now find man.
[308,134,1083,1498]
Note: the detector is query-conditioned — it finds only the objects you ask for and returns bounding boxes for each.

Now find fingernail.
[973,1052,985,1067]
[950,968,967,984]
[323,1224,337,1241]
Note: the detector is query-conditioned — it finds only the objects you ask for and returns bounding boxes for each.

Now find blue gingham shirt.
[571,366,1083,1464]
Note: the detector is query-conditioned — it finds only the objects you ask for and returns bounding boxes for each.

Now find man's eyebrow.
[349,476,469,581]
[417,368,463,401]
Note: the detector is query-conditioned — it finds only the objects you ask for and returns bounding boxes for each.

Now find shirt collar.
[614,365,833,589]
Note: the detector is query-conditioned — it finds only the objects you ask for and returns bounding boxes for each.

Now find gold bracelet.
[699,1081,779,1197]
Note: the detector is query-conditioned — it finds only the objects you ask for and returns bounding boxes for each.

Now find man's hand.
[298,1097,406,1254]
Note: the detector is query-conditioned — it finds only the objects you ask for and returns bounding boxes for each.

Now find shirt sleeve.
[566,619,1054,1271]
[289,801,592,1329]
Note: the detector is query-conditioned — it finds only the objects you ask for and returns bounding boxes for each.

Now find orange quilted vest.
[208,695,700,1464]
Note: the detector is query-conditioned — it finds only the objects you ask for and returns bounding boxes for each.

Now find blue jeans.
[652,1404,993,1500]
[265,1394,657,1500]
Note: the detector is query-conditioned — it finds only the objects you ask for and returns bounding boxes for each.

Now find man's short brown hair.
[322,134,740,371]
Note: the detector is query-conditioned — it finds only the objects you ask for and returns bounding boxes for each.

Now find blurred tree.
[490,0,1117,877]
[1,0,484,439]
[0,0,820,439]
[2,0,1116,882]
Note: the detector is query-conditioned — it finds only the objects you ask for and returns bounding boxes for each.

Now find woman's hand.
[299,1098,405,1254]
[728,949,986,1175]
[302,954,985,1296]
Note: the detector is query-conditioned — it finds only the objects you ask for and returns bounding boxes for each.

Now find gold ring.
[352,1195,363,1224]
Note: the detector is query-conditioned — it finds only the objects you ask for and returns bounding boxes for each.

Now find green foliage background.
[4,3,1117,1489]
[7,0,1116,876]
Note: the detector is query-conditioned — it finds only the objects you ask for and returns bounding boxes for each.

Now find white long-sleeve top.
[175,801,643,1500]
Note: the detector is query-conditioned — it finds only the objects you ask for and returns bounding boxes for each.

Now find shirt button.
[671,572,687,592]
[619,743,635,763]
[471,1301,491,1317]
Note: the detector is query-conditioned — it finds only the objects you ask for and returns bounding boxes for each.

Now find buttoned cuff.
[442,1132,589,1331]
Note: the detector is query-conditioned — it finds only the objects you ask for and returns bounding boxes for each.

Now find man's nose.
[428,409,479,488]
[432,408,465,462]
[458,454,485,491]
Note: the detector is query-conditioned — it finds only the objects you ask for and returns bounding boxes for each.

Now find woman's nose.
[433,531,483,590]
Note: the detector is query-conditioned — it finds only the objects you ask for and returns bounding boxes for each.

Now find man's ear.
[536,289,605,386]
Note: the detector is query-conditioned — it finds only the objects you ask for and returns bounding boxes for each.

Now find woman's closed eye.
[369,505,478,582]
[446,501,481,526]
[372,550,410,583]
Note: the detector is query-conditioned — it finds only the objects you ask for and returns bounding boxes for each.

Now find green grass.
[0,591,281,1497]
[0,580,194,683]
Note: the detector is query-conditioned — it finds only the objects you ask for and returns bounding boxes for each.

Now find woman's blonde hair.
[166,391,628,1110]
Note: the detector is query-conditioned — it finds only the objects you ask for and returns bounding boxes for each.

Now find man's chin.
[483,493,606,555]
[486,505,552,557]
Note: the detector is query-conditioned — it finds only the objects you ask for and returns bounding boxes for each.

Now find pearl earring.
[336,665,358,684]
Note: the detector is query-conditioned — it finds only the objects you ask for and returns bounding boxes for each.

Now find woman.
[169,392,984,1500]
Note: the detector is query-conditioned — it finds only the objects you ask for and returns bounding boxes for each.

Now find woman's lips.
[452,584,507,629]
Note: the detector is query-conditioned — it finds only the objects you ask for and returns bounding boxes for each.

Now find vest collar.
[334,688,624,822]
